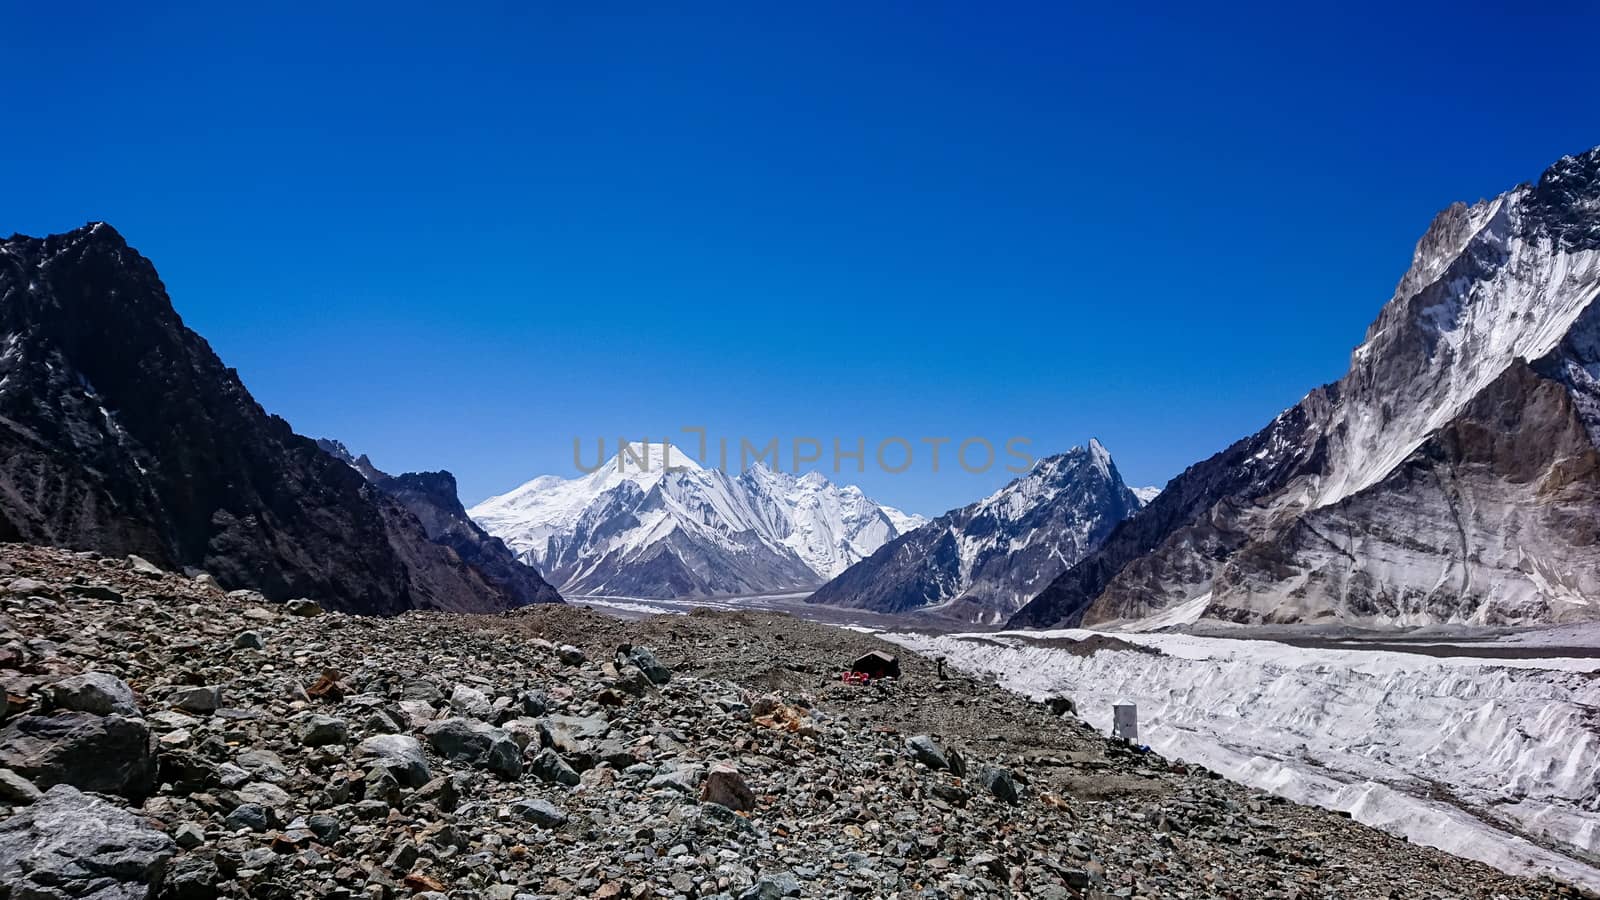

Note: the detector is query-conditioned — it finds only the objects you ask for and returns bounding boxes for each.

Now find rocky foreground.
[0,544,1587,899]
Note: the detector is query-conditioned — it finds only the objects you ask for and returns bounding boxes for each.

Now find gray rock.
[225,802,270,832]
[233,630,265,650]
[424,717,521,779]
[0,784,175,899]
[47,672,140,717]
[738,871,802,899]
[170,685,222,714]
[529,747,580,786]
[450,683,493,719]
[163,854,221,899]
[557,644,586,665]
[979,766,1019,803]
[306,813,342,842]
[127,554,165,576]
[907,734,963,774]
[0,767,41,804]
[299,714,349,746]
[355,734,431,786]
[511,796,569,828]
[618,645,671,684]
[648,764,702,795]
[0,712,157,798]
[285,597,323,616]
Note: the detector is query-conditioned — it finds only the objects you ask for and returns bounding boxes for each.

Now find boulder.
[700,762,756,812]
[354,734,431,787]
[450,683,493,720]
[979,766,1020,803]
[285,597,323,616]
[169,685,222,714]
[511,796,569,828]
[0,712,157,798]
[423,718,522,779]
[0,784,175,899]
[127,554,165,576]
[298,715,349,747]
[617,644,672,684]
[529,747,580,786]
[46,672,140,717]
[906,734,965,775]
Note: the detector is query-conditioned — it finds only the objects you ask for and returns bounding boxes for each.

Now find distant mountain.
[806,441,1144,623]
[1014,147,1600,630]
[469,444,924,598]
[0,223,531,614]
[317,440,561,606]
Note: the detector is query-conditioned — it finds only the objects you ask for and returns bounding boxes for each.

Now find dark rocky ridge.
[317,440,562,606]
[0,223,527,614]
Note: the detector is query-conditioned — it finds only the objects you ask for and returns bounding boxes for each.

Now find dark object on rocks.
[46,672,140,717]
[233,630,265,650]
[906,734,964,775]
[849,650,901,680]
[529,747,581,786]
[0,712,158,798]
[558,644,587,666]
[980,766,1020,803]
[700,762,756,812]
[512,796,569,828]
[424,718,522,779]
[285,597,323,616]
[617,644,672,684]
[1045,696,1077,717]
[0,784,175,899]
[306,668,346,702]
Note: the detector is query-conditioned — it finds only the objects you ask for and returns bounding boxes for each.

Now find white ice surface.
[881,627,1600,891]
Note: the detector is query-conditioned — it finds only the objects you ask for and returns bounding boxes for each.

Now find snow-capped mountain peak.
[469,448,923,598]
[807,441,1143,623]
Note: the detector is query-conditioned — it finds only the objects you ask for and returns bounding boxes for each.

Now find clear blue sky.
[4,3,1597,516]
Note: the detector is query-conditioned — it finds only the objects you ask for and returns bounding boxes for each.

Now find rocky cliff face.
[0,223,524,614]
[1014,147,1600,629]
[318,441,562,607]
[807,442,1144,623]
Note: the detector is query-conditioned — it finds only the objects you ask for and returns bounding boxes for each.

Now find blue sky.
[4,3,1598,515]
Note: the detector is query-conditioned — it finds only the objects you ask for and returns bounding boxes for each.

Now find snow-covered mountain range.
[468,444,924,598]
[806,441,1145,623]
[1015,146,1600,629]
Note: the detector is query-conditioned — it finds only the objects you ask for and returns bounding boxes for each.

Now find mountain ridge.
[0,223,530,614]
[1014,146,1600,630]
[807,440,1144,623]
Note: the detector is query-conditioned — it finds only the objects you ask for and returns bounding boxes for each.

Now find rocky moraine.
[0,543,1587,899]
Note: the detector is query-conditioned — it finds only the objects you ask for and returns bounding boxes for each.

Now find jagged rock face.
[0,224,519,614]
[1014,147,1600,629]
[469,446,922,599]
[317,441,562,606]
[807,442,1144,623]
